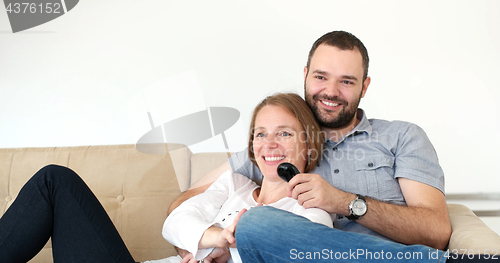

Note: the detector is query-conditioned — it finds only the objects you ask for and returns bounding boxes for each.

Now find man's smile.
[320,100,341,108]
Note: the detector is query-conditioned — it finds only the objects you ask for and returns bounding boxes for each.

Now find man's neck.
[322,113,361,143]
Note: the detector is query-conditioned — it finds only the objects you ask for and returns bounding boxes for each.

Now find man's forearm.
[168,184,211,215]
[356,197,451,250]
[169,184,212,256]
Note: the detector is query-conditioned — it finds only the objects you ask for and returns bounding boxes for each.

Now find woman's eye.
[279,131,292,137]
[255,133,265,138]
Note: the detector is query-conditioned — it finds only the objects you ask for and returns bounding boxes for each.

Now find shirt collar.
[353,108,372,135]
[324,108,373,144]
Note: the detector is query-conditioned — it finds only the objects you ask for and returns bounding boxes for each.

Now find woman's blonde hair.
[248,93,324,173]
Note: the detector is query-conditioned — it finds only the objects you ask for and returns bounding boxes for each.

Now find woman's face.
[252,105,309,178]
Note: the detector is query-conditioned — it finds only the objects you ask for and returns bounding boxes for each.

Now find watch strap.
[346,194,367,220]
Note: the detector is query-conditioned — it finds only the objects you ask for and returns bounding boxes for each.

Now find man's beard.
[305,90,361,129]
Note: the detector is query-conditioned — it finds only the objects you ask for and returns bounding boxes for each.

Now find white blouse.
[162,170,333,263]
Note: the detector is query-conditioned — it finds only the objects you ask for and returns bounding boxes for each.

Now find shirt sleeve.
[228,148,263,184]
[394,123,445,194]
[162,170,235,260]
[295,207,334,228]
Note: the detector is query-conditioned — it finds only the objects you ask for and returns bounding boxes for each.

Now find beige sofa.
[1,144,500,262]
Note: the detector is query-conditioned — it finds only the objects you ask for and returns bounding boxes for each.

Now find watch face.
[353,200,367,215]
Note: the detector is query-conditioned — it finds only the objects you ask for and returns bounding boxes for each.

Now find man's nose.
[323,81,341,97]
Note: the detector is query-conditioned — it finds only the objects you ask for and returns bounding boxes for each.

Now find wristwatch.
[347,194,367,220]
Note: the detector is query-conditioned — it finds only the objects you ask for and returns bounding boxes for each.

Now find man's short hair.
[306,31,370,82]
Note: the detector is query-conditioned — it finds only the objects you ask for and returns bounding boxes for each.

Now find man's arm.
[167,161,232,258]
[168,161,232,215]
[288,175,451,250]
[358,178,451,250]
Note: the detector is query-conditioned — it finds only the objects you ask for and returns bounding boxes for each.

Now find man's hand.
[287,173,353,214]
[286,173,451,250]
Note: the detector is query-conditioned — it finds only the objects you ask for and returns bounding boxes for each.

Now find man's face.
[304,44,370,130]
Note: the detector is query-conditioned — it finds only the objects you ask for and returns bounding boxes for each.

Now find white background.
[1,0,499,195]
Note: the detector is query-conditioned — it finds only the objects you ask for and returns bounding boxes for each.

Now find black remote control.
[277,162,300,182]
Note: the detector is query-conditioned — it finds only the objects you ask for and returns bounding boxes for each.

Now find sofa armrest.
[447,203,500,252]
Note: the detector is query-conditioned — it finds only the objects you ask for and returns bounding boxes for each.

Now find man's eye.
[315,76,325,80]
[342,80,353,85]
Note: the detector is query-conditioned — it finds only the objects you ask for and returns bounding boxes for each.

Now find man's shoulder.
[367,118,424,135]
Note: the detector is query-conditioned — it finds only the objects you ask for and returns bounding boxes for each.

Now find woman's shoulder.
[208,170,258,194]
[231,172,258,188]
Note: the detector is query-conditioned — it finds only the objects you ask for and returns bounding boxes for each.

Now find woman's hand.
[215,209,247,248]
[203,247,231,263]
[180,252,197,263]
[179,248,230,263]
[199,209,248,250]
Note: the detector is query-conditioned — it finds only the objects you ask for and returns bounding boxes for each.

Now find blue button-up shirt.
[229,109,444,241]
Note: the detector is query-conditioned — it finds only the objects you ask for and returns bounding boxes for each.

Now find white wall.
[1,0,499,194]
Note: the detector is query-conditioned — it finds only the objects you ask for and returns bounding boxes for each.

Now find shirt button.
[334,169,340,174]
[332,147,338,151]
[368,163,374,168]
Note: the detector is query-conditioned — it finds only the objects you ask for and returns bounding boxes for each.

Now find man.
[169,31,451,261]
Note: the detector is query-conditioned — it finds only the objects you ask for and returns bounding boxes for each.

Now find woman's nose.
[264,136,278,149]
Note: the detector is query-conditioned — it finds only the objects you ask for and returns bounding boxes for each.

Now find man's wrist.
[347,194,368,220]
[340,192,357,216]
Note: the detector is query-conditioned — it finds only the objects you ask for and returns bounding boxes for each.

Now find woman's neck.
[255,179,288,204]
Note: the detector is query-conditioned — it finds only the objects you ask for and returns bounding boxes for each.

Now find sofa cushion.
[0,144,187,262]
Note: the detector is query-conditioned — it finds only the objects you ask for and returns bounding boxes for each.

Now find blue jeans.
[0,165,136,263]
[235,206,447,263]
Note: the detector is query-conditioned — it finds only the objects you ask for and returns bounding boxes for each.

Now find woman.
[160,93,331,263]
[0,92,328,263]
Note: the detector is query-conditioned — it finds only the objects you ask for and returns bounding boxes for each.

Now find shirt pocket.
[354,155,397,199]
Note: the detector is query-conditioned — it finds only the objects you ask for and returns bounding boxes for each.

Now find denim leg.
[235,206,446,263]
[0,164,135,263]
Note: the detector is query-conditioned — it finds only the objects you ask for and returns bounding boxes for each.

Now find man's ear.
[303,66,308,81]
[361,76,371,98]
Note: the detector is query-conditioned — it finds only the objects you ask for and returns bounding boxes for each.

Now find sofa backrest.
[0,144,191,263]
[190,152,233,187]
